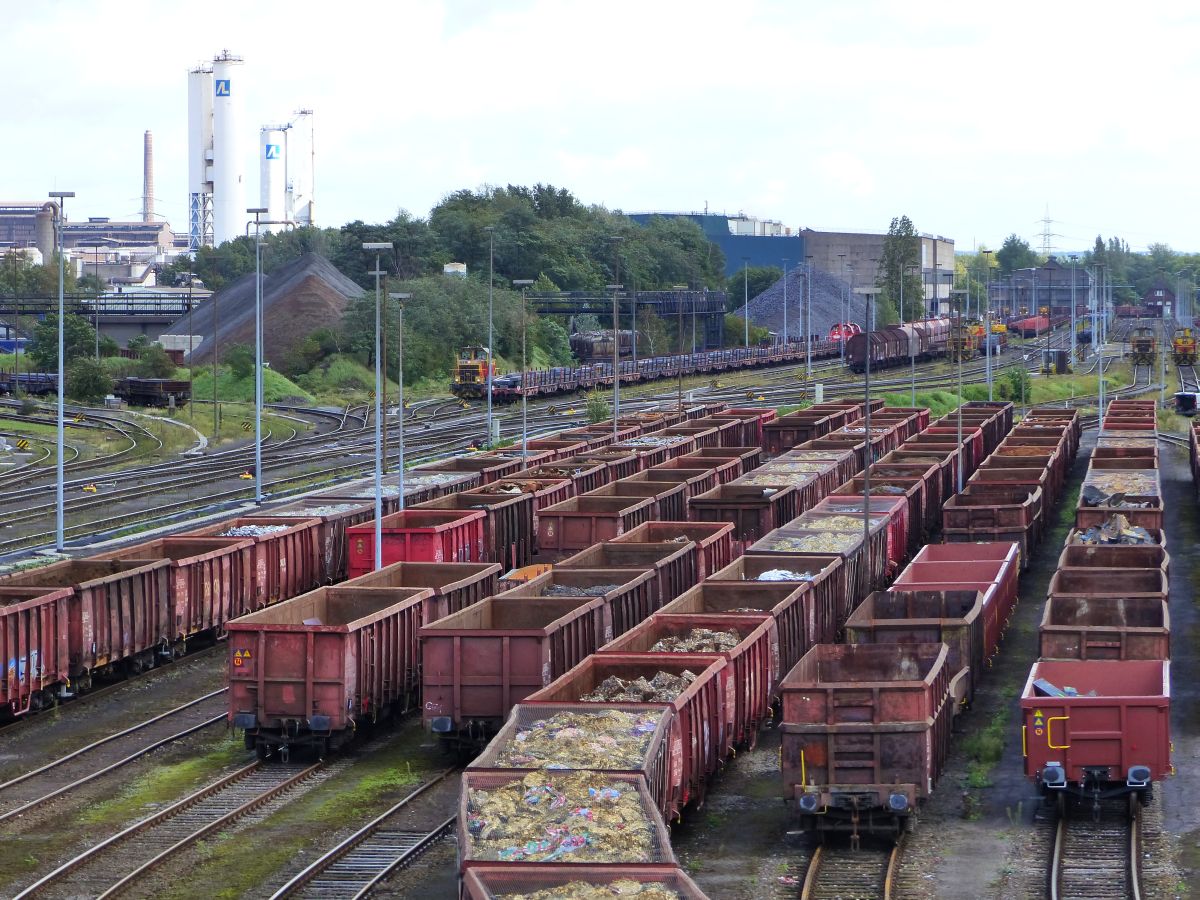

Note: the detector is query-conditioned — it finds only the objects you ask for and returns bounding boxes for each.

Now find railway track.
[13,760,324,899]
[1049,796,1141,900]
[270,768,459,899]
[0,688,228,823]
[800,839,901,900]
[1178,364,1198,393]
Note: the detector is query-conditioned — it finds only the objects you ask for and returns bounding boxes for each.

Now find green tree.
[28,314,98,370]
[136,344,178,378]
[876,216,924,322]
[66,357,111,403]
[726,266,782,311]
[225,343,255,379]
[995,234,1039,275]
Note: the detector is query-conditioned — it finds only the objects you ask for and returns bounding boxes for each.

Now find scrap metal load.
[1020,403,1170,804]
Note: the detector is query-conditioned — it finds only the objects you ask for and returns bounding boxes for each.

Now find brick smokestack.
[142,130,155,223]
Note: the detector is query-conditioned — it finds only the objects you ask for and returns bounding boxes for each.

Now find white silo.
[187,64,214,250]
[259,127,286,229]
[210,51,245,246]
[289,109,315,227]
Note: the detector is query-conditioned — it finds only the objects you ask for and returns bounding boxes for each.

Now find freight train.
[1129,326,1158,365]
[1023,408,1170,808]
[451,339,842,400]
[568,329,635,361]
[0,371,190,406]
[1172,326,1197,365]
[844,319,951,373]
[451,345,496,399]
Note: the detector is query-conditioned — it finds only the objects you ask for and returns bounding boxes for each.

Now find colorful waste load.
[650,627,741,654]
[542,584,620,598]
[1071,514,1156,546]
[492,881,683,899]
[465,772,658,862]
[753,532,859,553]
[581,670,697,703]
[754,568,817,582]
[218,524,292,537]
[1081,471,1159,506]
[492,709,664,770]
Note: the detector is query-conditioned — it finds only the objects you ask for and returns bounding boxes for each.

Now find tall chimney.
[142,130,155,223]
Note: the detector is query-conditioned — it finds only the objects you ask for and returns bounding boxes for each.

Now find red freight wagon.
[600,613,776,749]
[186,516,323,607]
[0,586,72,716]
[556,541,698,609]
[1039,596,1169,661]
[312,468,479,512]
[905,542,1020,627]
[95,536,255,640]
[537,495,655,553]
[412,452,526,485]
[467,702,677,823]
[0,559,171,688]
[1021,659,1170,801]
[1058,539,1168,575]
[781,642,954,836]
[464,476,573,550]
[413,490,534,572]
[844,589,984,706]
[942,483,1044,554]
[420,595,609,744]
[461,865,707,900]
[891,561,1010,657]
[661,424,720,450]
[611,521,735,582]
[340,560,500,624]
[575,450,641,483]
[689,483,799,554]
[709,552,846,647]
[525,653,728,812]
[521,437,588,461]
[762,411,836,456]
[711,408,777,447]
[228,585,432,758]
[346,509,485,578]
[492,568,656,641]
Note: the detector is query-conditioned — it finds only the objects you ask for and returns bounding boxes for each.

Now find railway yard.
[2,317,1199,899]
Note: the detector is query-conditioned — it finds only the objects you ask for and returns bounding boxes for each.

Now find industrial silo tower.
[187,51,246,249]
[258,110,315,231]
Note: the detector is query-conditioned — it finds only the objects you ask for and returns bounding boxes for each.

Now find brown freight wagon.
[575,449,641,483]
[412,452,527,485]
[709,552,846,647]
[185,516,323,607]
[0,586,73,715]
[228,585,433,758]
[0,559,171,688]
[521,437,588,461]
[420,594,609,744]
[587,478,687,523]
[340,560,501,624]
[1039,596,1170,660]
[678,446,763,479]
[687,416,743,447]
[941,484,1044,560]
[844,589,984,706]
[537,495,656,553]
[256,498,374,584]
[466,702,677,824]
[557,541,698,609]
[601,612,776,749]
[524,653,729,813]
[762,411,836,457]
[311,468,480,511]
[521,459,609,496]
[413,490,535,571]
[643,461,723,501]
[493,568,657,641]
[611,520,736,582]
[657,579,812,678]
[661,424,720,450]
[1048,568,1167,604]
[462,476,573,550]
[780,642,954,836]
[689,483,798,554]
[1059,539,1168,575]
[95,536,255,641]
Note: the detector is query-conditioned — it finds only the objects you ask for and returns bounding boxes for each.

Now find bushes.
[66,358,110,403]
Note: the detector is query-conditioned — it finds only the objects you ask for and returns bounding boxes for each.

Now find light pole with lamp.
[742,257,750,348]
[514,279,535,454]
[1069,254,1079,363]
[861,284,874,583]
[49,190,74,552]
[805,255,814,378]
[673,285,687,410]
[484,225,495,447]
[837,253,847,362]
[902,263,919,405]
[982,250,994,399]
[389,291,412,506]
[605,282,623,441]
[363,241,393,570]
[781,259,789,345]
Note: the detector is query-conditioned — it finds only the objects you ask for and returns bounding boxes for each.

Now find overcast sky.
[6,1,1198,254]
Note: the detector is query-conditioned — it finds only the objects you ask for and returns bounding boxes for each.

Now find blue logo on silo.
[265,144,281,160]
[215,79,231,97]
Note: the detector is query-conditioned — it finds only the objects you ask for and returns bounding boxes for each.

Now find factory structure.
[188,51,314,249]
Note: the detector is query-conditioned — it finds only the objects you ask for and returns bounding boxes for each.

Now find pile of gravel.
[737,265,870,338]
